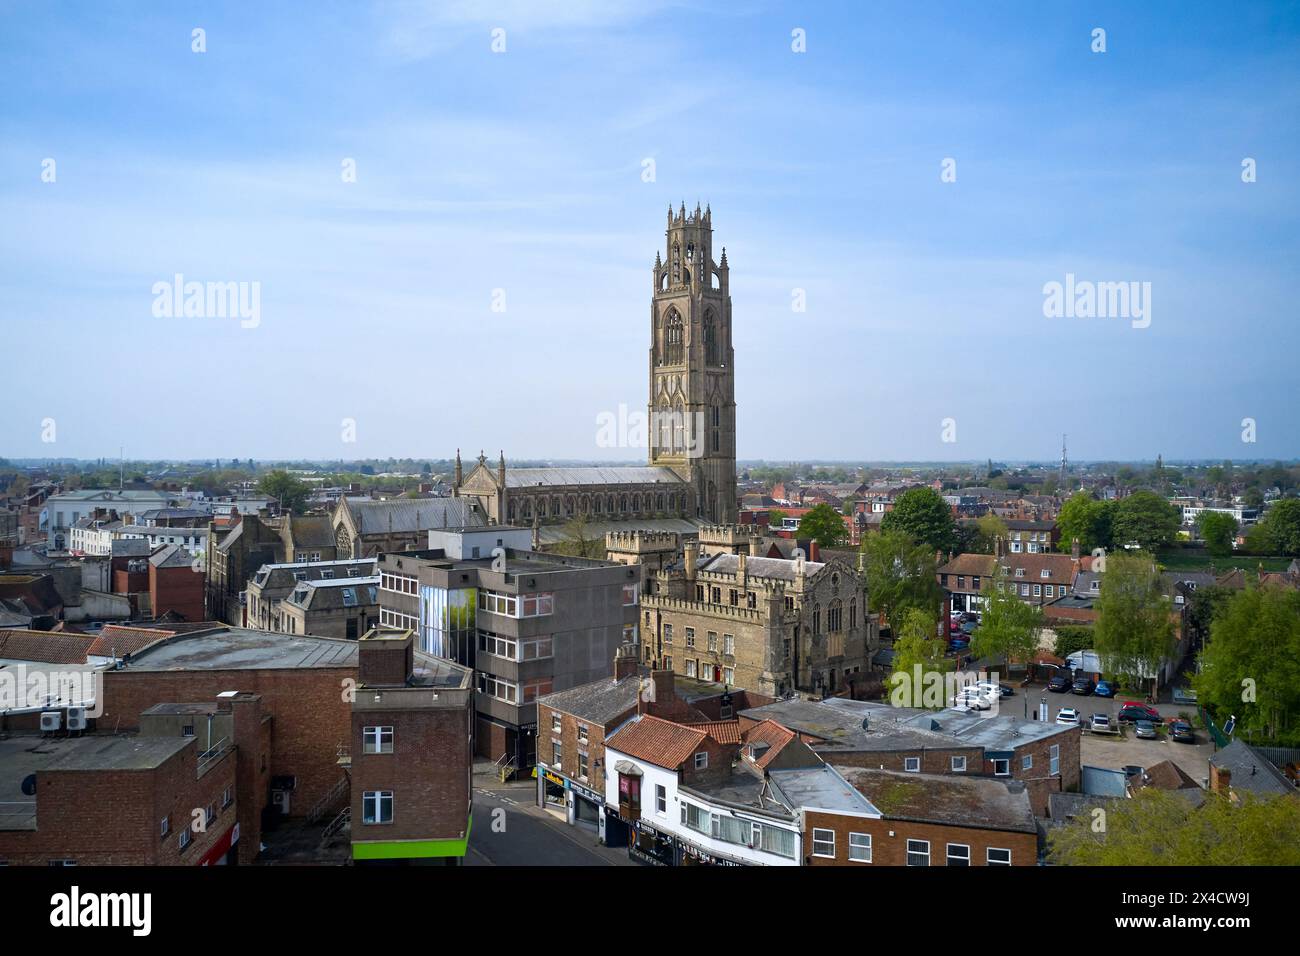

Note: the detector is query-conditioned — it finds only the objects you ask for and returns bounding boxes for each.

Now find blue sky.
[2,0,1298,463]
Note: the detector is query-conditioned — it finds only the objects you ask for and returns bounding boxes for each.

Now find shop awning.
[613,760,642,776]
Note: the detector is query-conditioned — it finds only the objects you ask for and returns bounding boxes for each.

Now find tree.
[890,607,952,709]
[796,503,848,549]
[550,514,603,559]
[768,509,787,529]
[1092,551,1175,695]
[1193,585,1300,744]
[859,529,943,629]
[1259,499,1300,555]
[880,487,957,554]
[971,567,1044,669]
[1052,625,1095,661]
[257,470,310,514]
[1111,491,1181,551]
[1195,511,1238,558]
[1048,788,1300,866]
[970,514,1008,554]
[1057,492,1114,553]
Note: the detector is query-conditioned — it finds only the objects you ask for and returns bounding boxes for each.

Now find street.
[466,782,634,867]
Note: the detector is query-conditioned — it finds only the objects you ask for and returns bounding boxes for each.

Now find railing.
[307,775,350,824]
[495,752,517,783]
[0,801,37,829]
[321,806,350,844]
[196,737,232,778]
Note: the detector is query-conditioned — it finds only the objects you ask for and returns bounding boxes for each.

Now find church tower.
[648,202,737,523]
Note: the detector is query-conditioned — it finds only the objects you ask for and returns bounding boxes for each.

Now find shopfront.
[540,769,566,813]
[627,820,678,867]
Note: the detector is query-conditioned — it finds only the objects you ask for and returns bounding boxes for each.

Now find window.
[623,584,639,606]
[722,667,734,685]
[683,802,709,832]
[906,839,930,866]
[947,843,970,866]
[479,590,517,616]
[381,572,417,594]
[753,822,796,858]
[179,829,192,850]
[664,624,673,644]
[182,724,195,737]
[1032,584,1041,597]
[362,791,394,825]
[664,655,672,670]
[992,758,1010,776]
[578,751,588,779]
[1050,743,1060,776]
[478,674,517,703]
[812,828,836,858]
[685,627,695,648]
[693,751,708,770]
[685,659,697,678]
[656,784,667,815]
[618,773,641,812]
[160,815,170,838]
[1020,584,1030,596]
[363,726,394,754]
[551,713,562,735]
[987,847,1011,866]
[522,679,553,703]
[577,723,589,745]
[723,634,734,656]
[520,592,554,617]
[552,741,562,769]
[521,637,553,661]
[1022,754,1033,771]
[951,756,966,772]
[849,832,871,862]
[904,756,921,772]
[1014,568,1025,578]
[707,631,718,652]
[222,787,233,809]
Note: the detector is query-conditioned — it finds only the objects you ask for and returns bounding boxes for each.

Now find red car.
[1116,702,1161,724]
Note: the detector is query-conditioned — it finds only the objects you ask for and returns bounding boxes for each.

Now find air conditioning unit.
[40,711,62,732]
[66,707,87,731]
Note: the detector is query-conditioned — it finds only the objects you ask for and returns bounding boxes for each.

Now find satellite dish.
[20,774,37,796]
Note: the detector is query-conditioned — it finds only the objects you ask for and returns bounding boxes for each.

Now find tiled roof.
[0,629,93,664]
[87,625,179,658]
[687,720,743,744]
[607,715,707,770]
[744,719,796,768]
[998,552,1078,584]
[938,553,996,576]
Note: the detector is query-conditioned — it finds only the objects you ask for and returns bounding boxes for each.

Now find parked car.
[1071,676,1095,696]
[1168,720,1196,743]
[960,620,978,635]
[1133,719,1158,739]
[1090,713,1113,733]
[1056,707,1080,726]
[1048,672,1073,692]
[953,690,991,711]
[996,683,1015,698]
[1117,702,1162,724]
[960,612,979,623]
[1093,680,1115,698]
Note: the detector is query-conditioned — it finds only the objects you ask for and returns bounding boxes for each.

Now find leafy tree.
[890,607,951,709]
[1048,788,1300,866]
[1195,511,1238,558]
[1184,584,1233,644]
[971,567,1043,668]
[767,509,787,528]
[970,513,1009,554]
[860,529,943,629]
[796,502,849,548]
[880,487,957,554]
[1057,492,1114,553]
[551,514,603,559]
[1052,625,1095,661]
[1092,551,1175,696]
[1193,586,1300,744]
[1242,487,1265,510]
[1259,499,1300,555]
[1111,491,1181,551]
[257,469,311,514]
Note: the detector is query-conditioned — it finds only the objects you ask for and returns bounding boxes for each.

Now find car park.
[1090,713,1115,733]
[1117,702,1162,724]
[1134,719,1158,739]
[1093,680,1115,698]
[1056,707,1080,726]
[1071,676,1095,696]
[1168,720,1196,743]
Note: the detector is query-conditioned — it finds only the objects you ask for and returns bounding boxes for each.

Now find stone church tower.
[648,203,737,523]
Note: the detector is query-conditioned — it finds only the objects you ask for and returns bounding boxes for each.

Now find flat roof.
[769,764,880,816]
[836,767,1037,833]
[121,627,359,672]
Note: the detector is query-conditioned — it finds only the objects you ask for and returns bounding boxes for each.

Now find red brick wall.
[151,564,206,623]
[101,666,353,818]
[803,810,1037,866]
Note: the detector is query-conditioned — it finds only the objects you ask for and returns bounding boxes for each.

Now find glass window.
[987,847,1011,866]
[951,756,966,772]
[362,726,393,754]
[947,843,970,866]
[693,751,708,770]
[906,839,930,866]
[849,832,871,862]
[362,791,393,824]
[904,757,920,772]
[656,784,666,814]
[812,828,836,858]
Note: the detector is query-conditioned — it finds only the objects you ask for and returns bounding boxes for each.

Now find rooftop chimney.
[684,540,699,584]
[614,643,639,680]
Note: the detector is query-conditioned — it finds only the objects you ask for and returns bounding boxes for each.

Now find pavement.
[467,763,634,867]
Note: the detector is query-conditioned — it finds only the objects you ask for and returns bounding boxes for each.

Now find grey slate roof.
[149,543,193,568]
[702,552,826,581]
[503,466,685,489]
[1209,740,1298,798]
[348,498,482,534]
[537,674,642,725]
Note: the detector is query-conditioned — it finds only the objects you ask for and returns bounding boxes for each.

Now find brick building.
[149,543,206,622]
[348,629,475,864]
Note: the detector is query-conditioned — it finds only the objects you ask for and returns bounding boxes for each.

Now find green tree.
[1093,551,1175,695]
[1259,499,1300,555]
[1057,492,1114,553]
[1048,788,1300,866]
[971,567,1044,669]
[257,469,310,514]
[796,503,849,548]
[1193,585,1300,744]
[880,487,957,554]
[890,607,951,709]
[970,513,1009,554]
[860,529,943,629]
[1111,491,1181,551]
[1195,511,1238,558]
[767,509,787,529]
[1052,625,1095,661]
